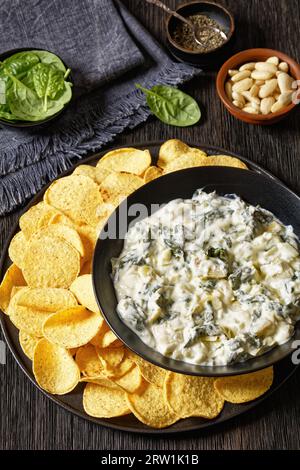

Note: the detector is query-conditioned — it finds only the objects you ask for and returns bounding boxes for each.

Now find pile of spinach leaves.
[0,50,72,122]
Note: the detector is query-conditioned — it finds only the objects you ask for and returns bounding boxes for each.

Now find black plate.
[93,166,300,377]
[0,142,298,433]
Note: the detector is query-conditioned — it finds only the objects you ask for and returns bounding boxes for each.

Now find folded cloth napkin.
[0,0,201,215]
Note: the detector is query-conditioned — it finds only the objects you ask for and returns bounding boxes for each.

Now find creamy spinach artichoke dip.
[112,190,300,366]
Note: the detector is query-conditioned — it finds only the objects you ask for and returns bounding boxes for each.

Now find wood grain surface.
[1,0,300,450]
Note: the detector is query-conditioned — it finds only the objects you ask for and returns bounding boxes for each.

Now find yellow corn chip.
[97,347,124,370]
[83,383,130,417]
[22,234,80,288]
[33,338,80,395]
[19,202,45,239]
[73,164,97,181]
[164,372,224,419]
[96,148,151,183]
[214,367,274,403]
[43,306,102,348]
[19,331,41,360]
[44,174,103,227]
[143,166,163,183]
[70,274,100,313]
[8,231,27,268]
[158,139,207,169]
[75,343,103,377]
[126,382,179,428]
[0,264,26,313]
[31,225,85,257]
[99,172,143,205]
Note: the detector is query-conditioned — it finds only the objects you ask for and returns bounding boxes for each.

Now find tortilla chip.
[0,264,26,313]
[214,367,274,403]
[22,234,80,288]
[127,351,166,388]
[96,148,151,184]
[83,383,131,417]
[44,174,103,227]
[80,375,120,389]
[97,347,124,370]
[143,166,163,183]
[111,364,146,394]
[164,372,224,419]
[8,231,27,268]
[75,343,103,377]
[102,356,134,379]
[16,287,77,312]
[202,155,248,170]
[99,172,143,205]
[158,139,207,169]
[126,382,179,428]
[70,274,100,313]
[19,202,45,239]
[43,306,103,348]
[31,225,85,258]
[8,288,76,336]
[163,154,208,174]
[19,331,41,360]
[33,338,80,394]
[73,164,97,181]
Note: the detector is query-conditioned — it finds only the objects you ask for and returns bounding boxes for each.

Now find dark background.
[1,0,300,450]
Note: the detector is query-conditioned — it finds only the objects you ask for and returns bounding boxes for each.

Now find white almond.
[225,81,233,100]
[258,79,278,98]
[241,91,260,105]
[232,78,253,93]
[233,100,244,109]
[255,62,278,75]
[278,91,293,106]
[231,70,252,82]
[279,62,289,73]
[255,62,278,74]
[250,84,260,97]
[255,80,265,86]
[228,69,239,77]
[261,97,275,114]
[239,62,256,71]
[277,72,294,93]
[251,70,274,80]
[271,101,285,113]
[251,102,261,113]
[232,91,246,105]
[266,56,279,66]
[243,105,259,114]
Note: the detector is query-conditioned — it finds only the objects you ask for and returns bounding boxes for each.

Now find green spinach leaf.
[1,52,40,77]
[7,75,45,120]
[32,63,65,110]
[136,83,201,127]
[31,50,67,72]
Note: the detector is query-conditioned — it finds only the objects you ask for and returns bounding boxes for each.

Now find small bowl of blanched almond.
[216,48,300,124]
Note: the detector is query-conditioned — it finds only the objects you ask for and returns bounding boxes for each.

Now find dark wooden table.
[1,0,300,451]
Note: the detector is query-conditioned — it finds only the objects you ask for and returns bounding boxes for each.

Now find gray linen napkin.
[0,0,201,215]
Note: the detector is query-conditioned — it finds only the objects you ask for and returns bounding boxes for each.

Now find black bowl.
[93,166,300,377]
[0,47,72,129]
[166,1,235,69]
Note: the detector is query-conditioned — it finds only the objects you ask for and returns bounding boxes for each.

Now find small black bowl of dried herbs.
[166,1,235,69]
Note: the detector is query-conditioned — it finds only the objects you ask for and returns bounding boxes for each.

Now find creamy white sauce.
[112,190,300,365]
